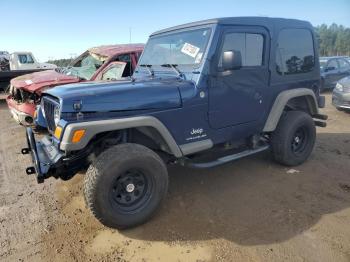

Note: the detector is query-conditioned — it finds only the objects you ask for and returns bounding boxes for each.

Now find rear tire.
[84,143,168,229]
[271,111,316,166]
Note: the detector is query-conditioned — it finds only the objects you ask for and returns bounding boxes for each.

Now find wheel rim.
[109,169,152,212]
[291,126,308,155]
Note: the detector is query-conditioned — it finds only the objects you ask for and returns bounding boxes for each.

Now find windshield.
[138,27,211,73]
[64,52,105,80]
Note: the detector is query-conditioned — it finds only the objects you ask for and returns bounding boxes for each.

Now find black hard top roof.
[151,17,312,36]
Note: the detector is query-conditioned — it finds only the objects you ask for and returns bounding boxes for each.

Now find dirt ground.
[0,93,349,262]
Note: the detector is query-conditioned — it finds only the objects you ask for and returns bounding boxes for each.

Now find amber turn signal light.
[71,129,86,143]
[54,126,62,139]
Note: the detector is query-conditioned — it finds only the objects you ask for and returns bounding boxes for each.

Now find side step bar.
[183,145,270,169]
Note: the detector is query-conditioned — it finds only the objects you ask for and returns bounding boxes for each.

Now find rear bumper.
[6,96,36,125]
[332,90,350,109]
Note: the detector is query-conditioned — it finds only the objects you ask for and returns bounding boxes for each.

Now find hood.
[338,76,350,89]
[44,78,192,113]
[11,70,80,93]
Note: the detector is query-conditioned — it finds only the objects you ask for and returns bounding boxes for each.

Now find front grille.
[42,96,59,133]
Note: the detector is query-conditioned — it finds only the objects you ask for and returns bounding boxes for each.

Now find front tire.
[84,143,168,229]
[271,111,316,166]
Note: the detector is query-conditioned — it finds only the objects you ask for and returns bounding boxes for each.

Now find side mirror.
[222,50,242,71]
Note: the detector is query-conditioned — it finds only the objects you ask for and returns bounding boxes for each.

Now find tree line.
[315,23,350,57]
[46,58,73,67]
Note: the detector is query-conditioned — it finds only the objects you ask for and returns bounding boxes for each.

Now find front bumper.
[22,127,63,183]
[22,127,89,183]
[6,96,36,125]
[332,90,350,109]
[9,106,34,125]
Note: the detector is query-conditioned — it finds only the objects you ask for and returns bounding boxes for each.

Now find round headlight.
[335,83,343,92]
[54,105,61,126]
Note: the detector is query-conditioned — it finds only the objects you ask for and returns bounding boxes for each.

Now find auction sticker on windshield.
[181,43,200,58]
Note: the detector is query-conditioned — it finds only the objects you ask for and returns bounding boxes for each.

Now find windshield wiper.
[138,64,154,77]
[161,64,185,79]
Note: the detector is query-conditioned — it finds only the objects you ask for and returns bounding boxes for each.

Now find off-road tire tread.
[271,110,316,166]
[83,143,168,229]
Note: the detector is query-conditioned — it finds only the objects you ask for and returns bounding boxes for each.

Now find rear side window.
[219,33,264,67]
[276,29,315,75]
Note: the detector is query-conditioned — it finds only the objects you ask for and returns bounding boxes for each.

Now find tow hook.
[21,148,31,154]
[26,167,35,175]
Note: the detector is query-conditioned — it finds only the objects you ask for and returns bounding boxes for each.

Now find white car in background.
[5,52,57,71]
[0,51,57,90]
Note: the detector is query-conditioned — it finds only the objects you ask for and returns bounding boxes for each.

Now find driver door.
[209,26,270,129]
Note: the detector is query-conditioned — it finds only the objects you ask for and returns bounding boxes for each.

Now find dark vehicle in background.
[6,44,144,125]
[332,76,350,111]
[23,17,326,229]
[320,56,350,91]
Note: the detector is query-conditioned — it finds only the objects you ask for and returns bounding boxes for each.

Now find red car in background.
[6,44,144,125]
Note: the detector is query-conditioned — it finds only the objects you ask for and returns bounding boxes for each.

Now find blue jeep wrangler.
[23,17,327,229]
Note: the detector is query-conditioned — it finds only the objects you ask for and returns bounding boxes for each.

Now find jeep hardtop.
[22,17,327,229]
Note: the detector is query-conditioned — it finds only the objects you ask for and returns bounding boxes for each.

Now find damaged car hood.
[10,70,80,94]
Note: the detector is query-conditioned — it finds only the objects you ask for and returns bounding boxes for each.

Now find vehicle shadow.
[121,132,350,246]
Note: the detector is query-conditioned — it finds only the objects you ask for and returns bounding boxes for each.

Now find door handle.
[254,93,263,104]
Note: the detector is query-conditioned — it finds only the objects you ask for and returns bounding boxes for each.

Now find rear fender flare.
[263,88,318,132]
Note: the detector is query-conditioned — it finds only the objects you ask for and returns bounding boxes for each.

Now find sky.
[1,0,349,62]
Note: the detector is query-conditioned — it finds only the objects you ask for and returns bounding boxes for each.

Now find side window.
[101,63,126,81]
[18,54,34,64]
[276,29,315,75]
[338,59,350,69]
[219,33,263,68]
[115,54,131,77]
[327,60,338,71]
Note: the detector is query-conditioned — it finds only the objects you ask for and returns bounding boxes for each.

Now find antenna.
[129,27,132,43]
